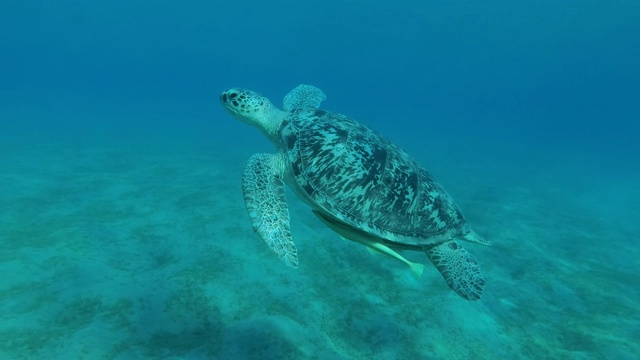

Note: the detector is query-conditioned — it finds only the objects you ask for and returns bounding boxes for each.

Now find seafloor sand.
[0,138,638,360]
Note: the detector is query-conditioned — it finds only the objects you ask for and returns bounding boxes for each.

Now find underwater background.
[1,1,639,359]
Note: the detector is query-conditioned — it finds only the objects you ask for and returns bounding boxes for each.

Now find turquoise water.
[1,1,639,359]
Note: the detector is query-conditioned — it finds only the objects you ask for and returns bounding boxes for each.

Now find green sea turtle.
[219,84,491,300]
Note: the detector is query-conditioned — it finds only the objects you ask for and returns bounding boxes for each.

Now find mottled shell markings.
[281,108,464,243]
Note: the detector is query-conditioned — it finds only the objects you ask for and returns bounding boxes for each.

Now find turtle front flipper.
[425,240,485,301]
[282,84,326,112]
[242,153,298,268]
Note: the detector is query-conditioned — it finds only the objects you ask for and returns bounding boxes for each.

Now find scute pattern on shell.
[279,108,467,246]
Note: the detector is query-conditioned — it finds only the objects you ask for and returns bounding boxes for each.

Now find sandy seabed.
[0,138,637,360]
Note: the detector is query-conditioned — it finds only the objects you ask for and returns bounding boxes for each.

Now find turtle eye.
[220,93,227,102]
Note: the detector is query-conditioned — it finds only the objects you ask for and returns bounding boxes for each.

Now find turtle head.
[220,88,284,138]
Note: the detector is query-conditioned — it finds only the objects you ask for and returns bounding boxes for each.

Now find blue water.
[1,1,639,359]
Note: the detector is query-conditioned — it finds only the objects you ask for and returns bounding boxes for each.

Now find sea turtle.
[219,84,491,300]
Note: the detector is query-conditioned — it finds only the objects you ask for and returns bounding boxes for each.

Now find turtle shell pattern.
[278,108,468,247]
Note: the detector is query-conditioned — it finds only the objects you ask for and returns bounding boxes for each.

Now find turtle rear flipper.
[425,240,485,301]
[242,153,298,268]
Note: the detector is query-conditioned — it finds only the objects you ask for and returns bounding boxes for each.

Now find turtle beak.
[220,89,241,108]
[220,90,235,112]
[220,89,244,119]
[220,90,232,105]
